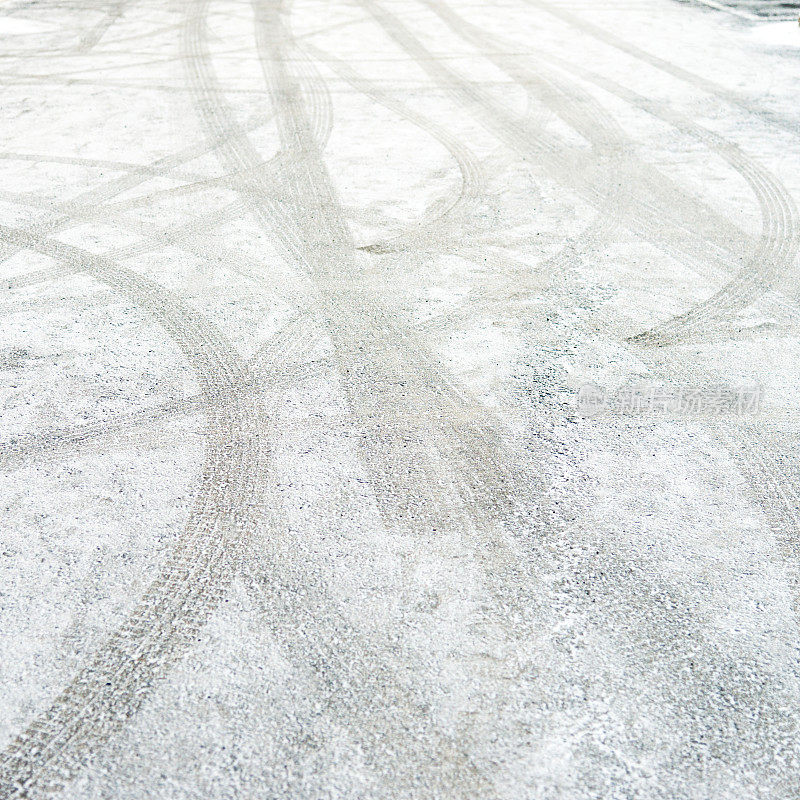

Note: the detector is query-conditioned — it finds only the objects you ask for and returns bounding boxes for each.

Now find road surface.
[1,0,800,797]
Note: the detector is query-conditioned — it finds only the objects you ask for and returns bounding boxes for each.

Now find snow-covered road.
[1,0,800,797]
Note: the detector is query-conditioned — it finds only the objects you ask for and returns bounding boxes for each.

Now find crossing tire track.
[0,113,275,270]
[0,224,283,800]
[0,315,320,472]
[361,0,785,335]
[184,0,548,542]
[419,0,799,344]
[304,42,490,255]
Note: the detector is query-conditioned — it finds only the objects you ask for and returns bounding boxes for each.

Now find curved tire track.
[0,224,274,799]
[365,0,799,347]
[421,0,799,343]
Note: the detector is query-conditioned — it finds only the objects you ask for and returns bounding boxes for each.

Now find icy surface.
[1,0,800,798]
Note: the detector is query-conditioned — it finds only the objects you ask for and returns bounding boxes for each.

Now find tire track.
[540,58,799,346]
[0,182,305,310]
[303,42,490,256]
[185,0,525,532]
[357,7,800,769]
[353,0,669,264]
[0,152,198,176]
[0,315,320,472]
[242,528,495,798]
[718,417,800,607]
[420,0,800,343]
[0,223,279,800]
[182,3,332,274]
[360,0,795,344]
[370,1,800,786]
[248,2,635,789]
[0,112,275,269]
[306,42,581,268]
[198,1,755,790]
[406,0,626,324]
[76,0,129,54]
[0,397,203,470]
[184,2,573,793]
[254,0,556,533]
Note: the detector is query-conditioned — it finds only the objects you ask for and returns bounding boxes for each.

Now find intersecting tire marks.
[420,0,799,345]
[181,2,585,794]
[304,42,491,256]
[0,224,297,799]
[361,0,800,349]
[188,0,552,537]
